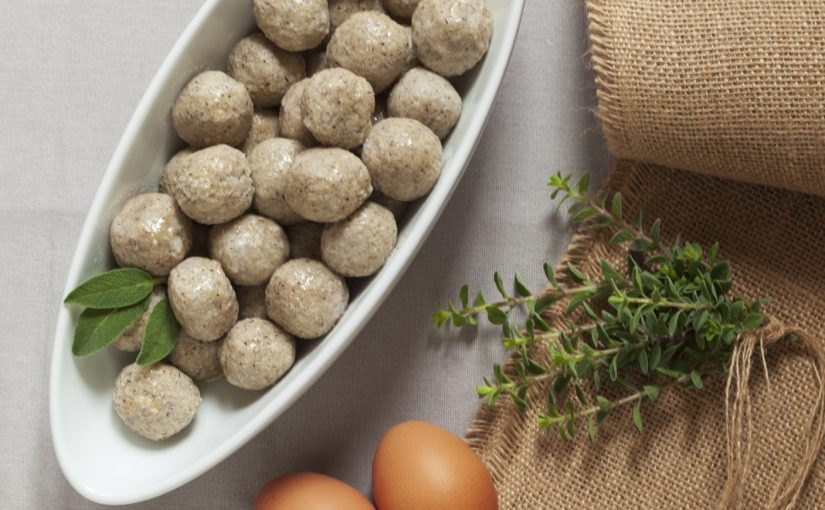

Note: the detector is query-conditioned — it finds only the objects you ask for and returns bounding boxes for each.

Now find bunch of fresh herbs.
[434,172,768,441]
[64,268,180,365]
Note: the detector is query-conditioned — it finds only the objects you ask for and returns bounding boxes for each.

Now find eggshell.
[372,420,498,510]
[255,472,375,510]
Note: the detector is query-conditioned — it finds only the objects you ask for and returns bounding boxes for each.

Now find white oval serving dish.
[50,0,524,505]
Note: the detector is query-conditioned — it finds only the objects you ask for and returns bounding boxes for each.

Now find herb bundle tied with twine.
[437,172,825,508]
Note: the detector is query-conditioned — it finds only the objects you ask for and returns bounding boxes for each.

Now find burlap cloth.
[467,1,825,508]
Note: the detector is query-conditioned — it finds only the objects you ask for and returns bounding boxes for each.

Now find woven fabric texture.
[588,0,825,196]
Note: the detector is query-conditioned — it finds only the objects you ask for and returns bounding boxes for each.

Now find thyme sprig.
[434,172,768,441]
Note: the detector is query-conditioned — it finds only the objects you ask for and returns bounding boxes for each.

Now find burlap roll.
[467,1,825,508]
[588,0,825,196]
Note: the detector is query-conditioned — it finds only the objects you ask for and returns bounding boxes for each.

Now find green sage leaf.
[65,268,156,309]
[137,298,181,366]
[72,297,150,357]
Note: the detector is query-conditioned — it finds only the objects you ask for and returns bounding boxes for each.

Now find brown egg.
[372,420,498,510]
[255,472,376,510]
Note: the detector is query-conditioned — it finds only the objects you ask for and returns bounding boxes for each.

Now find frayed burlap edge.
[582,0,628,160]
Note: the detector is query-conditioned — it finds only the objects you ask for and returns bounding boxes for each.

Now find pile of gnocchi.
[108,0,492,441]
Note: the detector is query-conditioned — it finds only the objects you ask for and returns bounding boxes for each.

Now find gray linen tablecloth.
[0,1,610,507]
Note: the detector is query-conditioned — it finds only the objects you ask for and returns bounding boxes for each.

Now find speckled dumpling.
[388,67,462,138]
[227,34,306,108]
[302,68,374,149]
[412,0,493,77]
[219,318,296,390]
[329,0,385,32]
[321,201,397,277]
[285,148,373,222]
[112,286,167,352]
[361,118,442,201]
[240,109,280,156]
[253,0,329,52]
[113,363,200,441]
[265,258,349,339]
[168,257,239,342]
[249,138,305,225]
[237,285,268,319]
[169,332,223,381]
[172,71,253,148]
[159,149,193,194]
[286,222,324,259]
[110,193,193,276]
[165,145,254,225]
[400,25,419,75]
[208,214,290,286]
[383,0,421,19]
[279,79,317,147]
[326,12,412,92]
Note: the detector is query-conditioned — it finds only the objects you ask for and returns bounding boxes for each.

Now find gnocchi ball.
[326,12,412,92]
[302,68,374,149]
[400,25,419,75]
[285,148,373,222]
[159,148,192,194]
[249,138,305,225]
[286,222,323,260]
[172,70,253,148]
[361,118,442,201]
[388,67,462,138]
[412,0,493,77]
[321,202,397,277]
[306,50,329,77]
[113,363,200,441]
[371,190,407,221]
[208,214,290,286]
[237,285,268,320]
[219,318,296,390]
[227,34,306,108]
[253,0,329,52]
[169,332,223,381]
[279,79,317,147]
[240,109,280,156]
[166,144,254,225]
[266,258,349,339]
[383,0,421,19]
[110,193,194,276]
[168,257,239,342]
[112,286,167,352]
[329,0,385,33]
